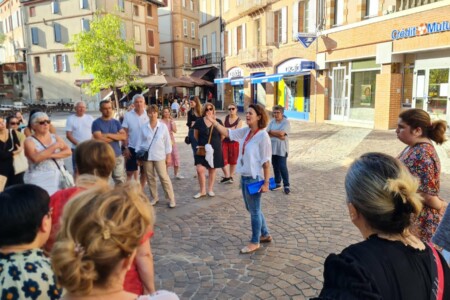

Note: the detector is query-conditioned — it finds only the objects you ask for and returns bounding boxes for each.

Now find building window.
[224,31,229,56]
[334,0,344,25]
[191,22,195,38]
[81,18,90,32]
[366,0,378,16]
[149,56,156,74]
[120,22,126,39]
[51,0,60,14]
[202,36,207,55]
[190,0,194,10]
[147,30,154,47]
[118,0,125,12]
[255,19,261,46]
[80,0,88,9]
[201,0,206,23]
[210,0,215,16]
[53,54,67,72]
[54,23,62,42]
[136,56,142,70]
[184,47,189,64]
[134,25,141,44]
[133,5,139,16]
[147,4,153,17]
[34,56,40,73]
[36,87,43,100]
[31,27,39,45]
[183,19,188,36]
[211,31,216,53]
[274,8,286,44]
[295,0,314,34]
[29,6,36,17]
[223,0,229,12]
[191,48,196,61]
[182,0,186,7]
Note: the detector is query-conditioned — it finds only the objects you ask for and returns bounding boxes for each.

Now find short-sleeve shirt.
[121,110,149,149]
[65,114,94,148]
[267,118,290,156]
[0,249,62,300]
[92,118,122,157]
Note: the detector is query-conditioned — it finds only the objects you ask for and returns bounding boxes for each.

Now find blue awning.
[214,78,231,84]
[231,78,245,86]
[250,74,283,84]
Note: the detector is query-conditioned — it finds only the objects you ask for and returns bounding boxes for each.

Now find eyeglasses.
[228,107,236,111]
[205,107,214,112]
[38,120,51,125]
[9,122,19,125]
[273,112,281,114]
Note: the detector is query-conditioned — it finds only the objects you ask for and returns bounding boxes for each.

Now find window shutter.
[308,0,316,33]
[281,7,287,44]
[52,1,60,13]
[54,23,62,42]
[120,23,126,39]
[227,30,231,56]
[53,56,57,72]
[292,1,299,39]
[118,0,124,11]
[62,54,67,72]
[31,27,39,45]
[148,30,154,47]
[266,11,274,45]
[242,24,246,49]
[81,19,90,32]
[233,27,237,55]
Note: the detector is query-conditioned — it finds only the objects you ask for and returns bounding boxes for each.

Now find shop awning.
[282,71,311,78]
[191,67,214,79]
[231,78,245,86]
[214,78,231,84]
[250,74,283,84]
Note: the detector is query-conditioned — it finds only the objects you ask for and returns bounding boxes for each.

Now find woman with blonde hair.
[51,182,178,300]
[315,152,450,299]
[397,108,448,242]
[161,107,183,179]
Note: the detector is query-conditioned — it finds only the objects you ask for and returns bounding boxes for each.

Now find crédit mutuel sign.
[391,21,450,40]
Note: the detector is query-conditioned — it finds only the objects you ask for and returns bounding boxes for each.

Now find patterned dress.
[161,119,180,167]
[0,249,62,300]
[398,142,444,242]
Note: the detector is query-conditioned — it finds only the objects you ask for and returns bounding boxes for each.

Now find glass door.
[331,67,348,120]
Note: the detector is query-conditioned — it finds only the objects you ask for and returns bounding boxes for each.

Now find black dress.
[193,118,224,169]
[0,130,23,187]
[313,235,450,300]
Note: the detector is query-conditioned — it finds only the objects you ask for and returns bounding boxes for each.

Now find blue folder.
[246,178,276,195]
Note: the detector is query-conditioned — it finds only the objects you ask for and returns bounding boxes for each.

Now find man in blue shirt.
[92,100,127,184]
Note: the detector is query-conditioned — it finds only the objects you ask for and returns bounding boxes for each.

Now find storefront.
[214,67,247,112]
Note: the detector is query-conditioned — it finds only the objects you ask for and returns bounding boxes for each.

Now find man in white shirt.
[122,94,149,187]
[66,101,94,173]
[171,99,180,118]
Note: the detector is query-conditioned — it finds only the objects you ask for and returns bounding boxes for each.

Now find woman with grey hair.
[24,112,71,195]
[315,152,450,299]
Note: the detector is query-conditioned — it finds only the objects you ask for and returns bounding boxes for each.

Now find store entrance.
[331,67,348,121]
[413,68,450,121]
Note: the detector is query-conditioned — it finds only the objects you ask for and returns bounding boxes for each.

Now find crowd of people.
[2,98,450,299]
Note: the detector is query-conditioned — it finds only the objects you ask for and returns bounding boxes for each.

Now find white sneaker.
[175,175,184,179]
[168,201,176,208]
[150,199,159,206]
[208,191,215,197]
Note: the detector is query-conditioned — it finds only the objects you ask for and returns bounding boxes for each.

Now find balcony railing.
[396,0,442,11]
[238,47,272,65]
[192,52,221,67]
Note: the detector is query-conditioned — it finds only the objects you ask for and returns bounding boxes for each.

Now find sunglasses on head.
[38,120,51,125]
[228,107,236,111]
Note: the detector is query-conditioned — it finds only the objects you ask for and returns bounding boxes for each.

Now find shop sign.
[296,33,317,48]
[392,21,450,40]
[277,58,315,74]
[227,67,244,78]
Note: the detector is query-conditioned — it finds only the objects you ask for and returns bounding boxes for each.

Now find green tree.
[67,12,138,109]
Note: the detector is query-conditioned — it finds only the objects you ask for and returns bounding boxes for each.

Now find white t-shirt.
[65,114,94,148]
[122,110,149,149]
[229,127,271,179]
[171,102,180,111]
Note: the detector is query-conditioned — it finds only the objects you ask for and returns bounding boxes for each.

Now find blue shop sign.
[392,21,450,40]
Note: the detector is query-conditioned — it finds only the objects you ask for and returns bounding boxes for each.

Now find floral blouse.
[0,249,62,300]
[398,142,440,195]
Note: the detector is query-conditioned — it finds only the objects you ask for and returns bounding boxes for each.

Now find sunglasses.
[38,120,51,125]
[9,122,19,125]
[205,107,214,112]
[228,107,236,111]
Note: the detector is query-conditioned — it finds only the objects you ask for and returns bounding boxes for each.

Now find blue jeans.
[272,154,289,187]
[188,128,198,156]
[241,176,270,244]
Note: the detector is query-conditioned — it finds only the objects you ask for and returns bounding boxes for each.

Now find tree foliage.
[67,12,138,106]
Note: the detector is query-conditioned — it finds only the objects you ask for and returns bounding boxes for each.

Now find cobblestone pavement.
[51,111,450,300]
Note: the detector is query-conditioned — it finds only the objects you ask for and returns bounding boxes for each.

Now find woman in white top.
[24,112,71,196]
[207,104,272,254]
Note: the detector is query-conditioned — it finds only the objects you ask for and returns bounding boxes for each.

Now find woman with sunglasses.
[24,112,71,196]
[5,115,27,184]
[24,109,57,137]
[207,104,272,254]
[192,103,224,198]
[186,96,202,155]
[220,103,242,184]
[0,116,24,189]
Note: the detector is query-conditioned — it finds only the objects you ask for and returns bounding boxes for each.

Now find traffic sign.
[296,33,317,48]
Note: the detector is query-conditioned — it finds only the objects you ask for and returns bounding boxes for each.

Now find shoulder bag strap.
[8,129,15,151]
[146,127,159,152]
[207,124,214,144]
[428,242,444,300]
[31,135,63,171]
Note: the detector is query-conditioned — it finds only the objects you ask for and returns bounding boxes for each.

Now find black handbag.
[184,136,191,144]
[137,127,159,161]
